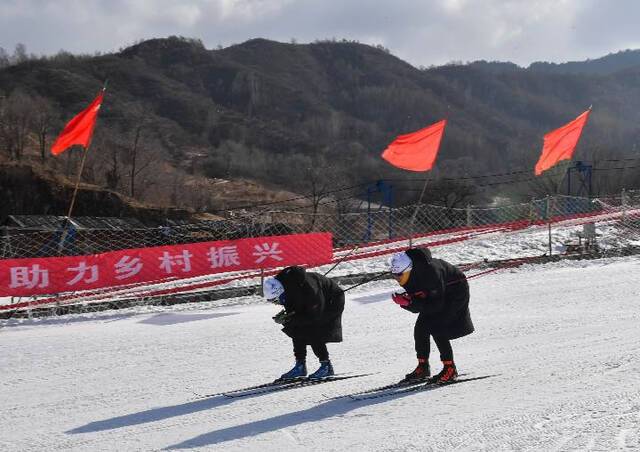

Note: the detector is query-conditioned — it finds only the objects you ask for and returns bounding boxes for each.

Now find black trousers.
[414,313,453,361]
[293,338,329,362]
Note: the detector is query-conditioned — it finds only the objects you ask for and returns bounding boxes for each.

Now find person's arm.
[287,301,323,326]
[409,267,447,314]
[286,283,326,326]
[413,290,444,314]
[273,309,295,324]
[391,292,422,313]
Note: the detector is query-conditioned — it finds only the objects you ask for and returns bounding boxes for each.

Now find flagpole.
[57,145,91,255]
[407,111,448,248]
[408,176,430,248]
[66,146,91,219]
[407,111,446,248]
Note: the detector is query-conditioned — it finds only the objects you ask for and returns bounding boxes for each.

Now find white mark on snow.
[616,429,631,449]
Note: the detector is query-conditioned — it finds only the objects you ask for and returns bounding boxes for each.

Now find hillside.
[0,162,194,224]
[0,162,304,225]
[1,37,640,218]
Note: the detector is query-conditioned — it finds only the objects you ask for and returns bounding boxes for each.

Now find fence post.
[365,186,373,242]
[1,226,14,259]
[466,203,472,228]
[27,297,32,320]
[621,188,628,223]
[546,195,552,256]
[260,269,265,296]
[529,197,535,225]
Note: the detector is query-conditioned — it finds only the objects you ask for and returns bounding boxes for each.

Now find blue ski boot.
[308,360,334,379]
[278,360,307,381]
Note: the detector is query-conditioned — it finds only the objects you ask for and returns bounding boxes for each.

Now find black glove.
[273,309,295,325]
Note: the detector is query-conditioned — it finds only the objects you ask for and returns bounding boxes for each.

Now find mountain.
[529,49,640,75]
[1,37,639,219]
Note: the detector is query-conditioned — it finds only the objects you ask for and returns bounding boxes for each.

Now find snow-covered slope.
[1,256,639,451]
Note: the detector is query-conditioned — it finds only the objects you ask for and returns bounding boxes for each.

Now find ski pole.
[342,271,389,292]
[323,245,360,276]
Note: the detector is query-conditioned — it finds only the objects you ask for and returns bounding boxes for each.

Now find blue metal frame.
[566,161,592,197]
[364,180,394,241]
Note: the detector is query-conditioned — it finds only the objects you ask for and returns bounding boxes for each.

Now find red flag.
[381,120,447,171]
[51,91,104,155]
[534,109,591,175]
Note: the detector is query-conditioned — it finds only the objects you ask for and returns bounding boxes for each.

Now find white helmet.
[389,251,412,275]
[263,277,285,302]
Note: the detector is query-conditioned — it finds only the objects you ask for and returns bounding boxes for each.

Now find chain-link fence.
[2,190,639,318]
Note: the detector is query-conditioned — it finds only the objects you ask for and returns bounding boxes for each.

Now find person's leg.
[279,338,308,379]
[308,342,334,378]
[310,342,329,361]
[414,313,431,360]
[432,335,457,383]
[404,314,431,380]
[432,335,453,362]
[293,338,308,362]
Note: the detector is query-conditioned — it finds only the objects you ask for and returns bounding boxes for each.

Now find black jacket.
[275,266,345,344]
[400,248,474,339]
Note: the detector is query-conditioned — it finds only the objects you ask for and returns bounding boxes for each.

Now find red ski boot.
[432,360,458,384]
[401,359,430,383]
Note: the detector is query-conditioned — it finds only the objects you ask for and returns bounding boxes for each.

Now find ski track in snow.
[1,256,639,451]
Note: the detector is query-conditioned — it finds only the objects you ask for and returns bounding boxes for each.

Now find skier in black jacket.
[389,248,473,383]
[263,266,345,380]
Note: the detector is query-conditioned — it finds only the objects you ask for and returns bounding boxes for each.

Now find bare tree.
[0,90,34,160]
[123,104,161,198]
[524,162,570,198]
[428,179,476,209]
[303,162,350,231]
[105,146,122,190]
[130,149,162,201]
[129,122,143,197]
[31,95,56,162]
[305,165,332,230]
[0,92,6,158]
[12,43,28,64]
[170,171,185,206]
[128,128,163,199]
[0,47,9,68]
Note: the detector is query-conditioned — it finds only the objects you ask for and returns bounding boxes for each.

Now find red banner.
[0,233,332,297]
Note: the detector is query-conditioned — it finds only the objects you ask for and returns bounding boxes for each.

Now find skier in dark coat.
[389,247,473,384]
[263,266,345,380]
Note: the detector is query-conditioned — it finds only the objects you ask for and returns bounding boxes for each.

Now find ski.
[326,379,427,400]
[328,372,468,400]
[349,374,495,401]
[224,373,373,398]
[193,378,304,399]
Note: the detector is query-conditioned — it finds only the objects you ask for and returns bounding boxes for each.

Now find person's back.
[263,266,345,381]
[431,257,466,286]
[389,248,474,384]
[305,272,344,316]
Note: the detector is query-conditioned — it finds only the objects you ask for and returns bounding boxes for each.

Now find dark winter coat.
[275,266,345,344]
[400,248,474,340]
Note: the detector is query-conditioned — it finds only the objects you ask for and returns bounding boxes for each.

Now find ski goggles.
[391,270,410,286]
[268,293,286,305]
